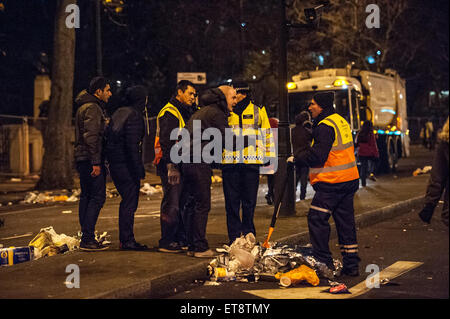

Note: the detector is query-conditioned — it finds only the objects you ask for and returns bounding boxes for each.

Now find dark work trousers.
[308,189,360,270]
[266,175,274,199]
[76,160,106,243]
[158,169,193,248]
[109,163,141,244]
[181,163,212,252]
[358,156,376,187]
[295,165,309,200]
[222,164,260,244]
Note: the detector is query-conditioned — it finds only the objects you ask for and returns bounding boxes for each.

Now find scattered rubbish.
[28,226,80,259]
[61,210,72,214]
[207,234,342,286]
[0,232,33,240]
[10,178,21,182]
[21,190,81,205]
[275,264,320,287]
[1,246,36,266]
[211,175,223,183]
[413,166,432,176]
[140,183,162,196]
[322,282,350,294]
[106,188,120,198]
[204,281,221,286]
[380,278,400,286]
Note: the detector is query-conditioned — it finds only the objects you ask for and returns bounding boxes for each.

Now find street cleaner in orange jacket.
[289,91,361,277]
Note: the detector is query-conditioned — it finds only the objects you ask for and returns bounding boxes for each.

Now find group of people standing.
[73,75,368,276]
[73,77,274,259]
[74,77,149,251]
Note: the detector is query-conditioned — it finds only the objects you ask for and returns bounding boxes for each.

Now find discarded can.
[328,283,349,294]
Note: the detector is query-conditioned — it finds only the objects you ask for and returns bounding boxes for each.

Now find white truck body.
[288,67,410,172]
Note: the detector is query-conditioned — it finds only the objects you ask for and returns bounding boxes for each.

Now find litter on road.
[207,233,343,288]
[413,165,432,176]
[140,183,162,196]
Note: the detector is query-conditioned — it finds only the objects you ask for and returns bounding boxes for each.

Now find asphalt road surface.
[168,202,448,300]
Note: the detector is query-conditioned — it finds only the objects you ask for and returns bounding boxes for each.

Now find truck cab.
[287,67,409,173]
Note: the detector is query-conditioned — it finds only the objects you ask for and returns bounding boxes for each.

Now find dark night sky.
[0,0,448,117]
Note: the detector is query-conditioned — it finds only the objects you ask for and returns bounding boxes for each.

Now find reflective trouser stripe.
[340,244,359,253]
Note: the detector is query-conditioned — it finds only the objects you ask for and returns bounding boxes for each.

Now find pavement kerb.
[87,194,425,299]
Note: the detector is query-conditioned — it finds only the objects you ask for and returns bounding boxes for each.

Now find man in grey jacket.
[74,76,112,251]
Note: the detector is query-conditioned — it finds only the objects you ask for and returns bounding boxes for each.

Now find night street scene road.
[0,0,448,315]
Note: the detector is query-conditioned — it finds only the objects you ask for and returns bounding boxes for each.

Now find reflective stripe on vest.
[153,103,185,165]
[222,102,274,164]
[309,113,359,185]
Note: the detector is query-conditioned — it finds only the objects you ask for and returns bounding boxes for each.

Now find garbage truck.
[287,66,410,173]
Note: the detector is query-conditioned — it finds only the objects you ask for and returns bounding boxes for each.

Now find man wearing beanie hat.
[290,91,361,278]
[106,85,149,250]
[221,80,276,244]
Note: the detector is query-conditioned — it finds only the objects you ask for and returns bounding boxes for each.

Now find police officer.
[154,80,197,253]
[290,91,360,277]
[222,81,275,244]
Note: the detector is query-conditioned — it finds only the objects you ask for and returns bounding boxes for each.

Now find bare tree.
[38,0,76,190]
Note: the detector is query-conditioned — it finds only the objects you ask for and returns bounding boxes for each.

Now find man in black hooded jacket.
[181,86,237,258]
[105,85,148,250]
[74,76,112,251]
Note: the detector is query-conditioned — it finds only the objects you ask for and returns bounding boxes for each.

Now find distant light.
[441,90,449,96]
[429,91,436,96]
[116,80,122,86]
[381,108,396,115]
[262,50,266,55]
[241,22,246,27]
[318,55,324,66]
[367,56,376,64]
[226,79,232,83]
[376,50,381,55]
[333,79,349,87]
[287,82,297,90]
[399,93,403,99]
[205,19,210,24]
[252,75,256,80]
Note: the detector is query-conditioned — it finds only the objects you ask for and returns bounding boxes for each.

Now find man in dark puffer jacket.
[74,76,112,251]
[106,85,148,250]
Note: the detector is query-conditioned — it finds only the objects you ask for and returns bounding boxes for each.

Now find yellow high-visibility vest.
[153,103,185,165]
[309,113,359,185]
[222,102,275,165]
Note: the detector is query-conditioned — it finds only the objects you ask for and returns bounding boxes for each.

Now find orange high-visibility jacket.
[309,113,359,185]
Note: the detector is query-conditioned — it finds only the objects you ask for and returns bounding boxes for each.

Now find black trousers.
[109,163,140,244]
[222,164,260,244]
[295,165,309,200]
[76,160,106,243]
[358,156,376,187]
[181,163,212,252]
[266,175,275,201]
[158,168,193,248]
[308,189,360,270]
